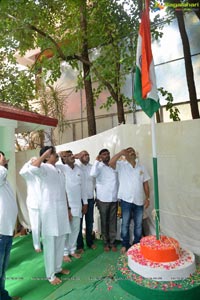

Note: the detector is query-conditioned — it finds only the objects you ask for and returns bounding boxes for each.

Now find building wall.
[52,11,200,145]
[54,101,200,145]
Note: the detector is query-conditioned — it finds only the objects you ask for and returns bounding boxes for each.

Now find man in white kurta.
[76,151,96,252]
[58,150,87,261]
[19,158,42,252]
[90,149,118,252]
[29,146,71,285]
[0,151,18,300]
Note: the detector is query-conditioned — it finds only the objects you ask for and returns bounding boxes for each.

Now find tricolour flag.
[134,0,160,118]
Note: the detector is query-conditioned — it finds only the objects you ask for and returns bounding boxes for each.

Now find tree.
[1,0,135,134]
[79,0,96,135]
[0,0,98,135]
[89,0,140,124]
[0,0,163,133]
[175,9,199,119]
[0,0,182,138]
[164,0,199,119]
[79,0,165,124]
[0,51,35,110]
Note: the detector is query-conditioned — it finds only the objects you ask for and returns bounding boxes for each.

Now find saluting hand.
[96,155,102,162]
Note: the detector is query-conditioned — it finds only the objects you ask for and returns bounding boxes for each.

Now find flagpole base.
[127,243,195,282]
[117,240,199,300]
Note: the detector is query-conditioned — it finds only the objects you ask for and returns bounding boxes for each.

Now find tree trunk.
[117,96,125,124]
[80,1,96,136]
[82,62,97,135]
[156,110,161,123]
[176,10,199,119]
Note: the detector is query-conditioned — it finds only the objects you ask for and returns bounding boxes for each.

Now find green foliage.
[158,87,181,121]
[92,85,104,105]
[100,96,116,111]
[90,0,172,114]
[0,51,35,109]
[76,69,84,91]
[0,0,173,122]
[90,0,139,111]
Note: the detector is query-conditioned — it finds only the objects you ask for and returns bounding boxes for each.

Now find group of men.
[17,146,95,286]
[0,145,150,299]
[19,146,97,286]
[90,147,150,254]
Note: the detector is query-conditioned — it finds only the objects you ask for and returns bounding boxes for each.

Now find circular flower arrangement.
[117,253,200,300]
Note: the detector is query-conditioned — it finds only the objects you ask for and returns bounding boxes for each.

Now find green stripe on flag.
[134,66,160,118]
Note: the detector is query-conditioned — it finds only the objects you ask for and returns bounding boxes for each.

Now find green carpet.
[8,235,200,300]
[44,250,136,300]
[6,235,139,300]
[116,253,200,300]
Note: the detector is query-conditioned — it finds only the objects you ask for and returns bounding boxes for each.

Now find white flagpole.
[151,114,160,240]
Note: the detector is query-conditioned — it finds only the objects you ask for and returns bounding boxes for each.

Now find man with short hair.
[59,150,87,261]
[0,151,18,300]
[109,147,150,254]
[29,146,71,285]
[90,149,118,252]
[76,151,96,253]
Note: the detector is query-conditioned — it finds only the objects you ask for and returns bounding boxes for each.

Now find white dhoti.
[28,207,41,250]
[42,234,65,282]
[64,217,80,256]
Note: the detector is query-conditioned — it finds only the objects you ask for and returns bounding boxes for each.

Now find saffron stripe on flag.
[134,0,160,118]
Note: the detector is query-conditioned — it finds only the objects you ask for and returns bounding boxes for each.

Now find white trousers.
[43,235,65,281]
[64,216,80,256]
[28,207,41,250]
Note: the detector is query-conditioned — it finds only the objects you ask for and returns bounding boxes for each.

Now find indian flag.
[134,1,160,118]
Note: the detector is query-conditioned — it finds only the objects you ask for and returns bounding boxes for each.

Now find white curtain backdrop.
[16,120,200,255]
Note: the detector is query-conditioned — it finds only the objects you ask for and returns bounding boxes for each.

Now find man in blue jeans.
[76,151,96,253]
[109,147,150,254]
[0,151,18,300]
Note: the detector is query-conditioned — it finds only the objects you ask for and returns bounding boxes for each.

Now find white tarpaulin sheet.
[16,120,200,255]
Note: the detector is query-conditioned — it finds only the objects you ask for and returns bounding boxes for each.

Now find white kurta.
[19,161,41,209]
[19,161,42,249]
[0,166,18,235]
[58,163,87,255]
[90,160,118,202]
[76,161,95,199]
[28,163,71,281]
[59,164,87,217]
[29,163,71,236]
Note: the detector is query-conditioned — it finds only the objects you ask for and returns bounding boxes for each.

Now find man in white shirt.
[30,146,71,285]
[75,151,96,253]
[90,149,118,252]
[109,147,150,254]
[0,151,18,300]
[19,157,42,252]
[59,150,87,261]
